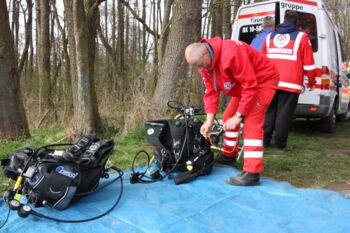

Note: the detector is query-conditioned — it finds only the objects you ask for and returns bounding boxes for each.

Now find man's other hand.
[223,116,242,131]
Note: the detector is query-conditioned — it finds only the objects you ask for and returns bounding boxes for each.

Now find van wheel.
[336,103,350,122]
[320,107,336,133]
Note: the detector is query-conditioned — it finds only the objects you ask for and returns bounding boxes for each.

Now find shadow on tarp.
[1,166,350,233]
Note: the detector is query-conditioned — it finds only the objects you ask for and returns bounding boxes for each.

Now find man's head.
[262,16,275,31]
[185,43,212,69]
[284,11,299,25]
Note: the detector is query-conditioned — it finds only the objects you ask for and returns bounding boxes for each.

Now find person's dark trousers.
[263,90,299,148]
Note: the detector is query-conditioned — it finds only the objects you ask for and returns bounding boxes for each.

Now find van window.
[286,10,318,52]
[239,24,262,44]
[338,33,346,63]
[328,26,338,70]
[237,2,280,45]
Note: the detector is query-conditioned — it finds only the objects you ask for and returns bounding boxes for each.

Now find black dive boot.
[216,155,237,167]
[225,171,260,186]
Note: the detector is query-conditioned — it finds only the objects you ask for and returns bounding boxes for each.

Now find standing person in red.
[262,11,316,150]
[185,37,279,186]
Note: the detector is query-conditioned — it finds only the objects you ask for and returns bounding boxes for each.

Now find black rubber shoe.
[216,155,237,167]
[225,171,260,186]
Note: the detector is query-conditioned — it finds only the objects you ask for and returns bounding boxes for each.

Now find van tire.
[320,107,336,133]
[336,103,350,122]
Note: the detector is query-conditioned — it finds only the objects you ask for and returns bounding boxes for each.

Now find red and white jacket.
[262,23,316,93]
[198,37,279,115]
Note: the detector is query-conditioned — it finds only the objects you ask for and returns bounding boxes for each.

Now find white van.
[232,0,350,133]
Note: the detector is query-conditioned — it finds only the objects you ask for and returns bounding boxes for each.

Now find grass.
[1,119,350,194]
[262,119,350,189]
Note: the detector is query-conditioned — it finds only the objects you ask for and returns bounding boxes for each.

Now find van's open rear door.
[232,1,279,44]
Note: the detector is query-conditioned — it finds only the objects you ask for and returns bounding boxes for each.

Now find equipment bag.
[145,118,214,177]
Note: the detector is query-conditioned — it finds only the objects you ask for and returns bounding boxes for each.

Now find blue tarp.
[1,166,350,233]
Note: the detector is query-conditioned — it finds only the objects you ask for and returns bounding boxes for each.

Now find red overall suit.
[198,37,279,173]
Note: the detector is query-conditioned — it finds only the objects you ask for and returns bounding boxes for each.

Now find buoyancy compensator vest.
[1,134,116,210]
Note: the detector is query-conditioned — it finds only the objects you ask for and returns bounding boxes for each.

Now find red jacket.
[262,23,316,93]
[198,37,279,115]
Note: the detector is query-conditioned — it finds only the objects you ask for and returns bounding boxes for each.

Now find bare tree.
[117,0,125,74]
[157,0,173,64]
[223,0,232,39]
[211,0,223,37]
[52,1,73,118]
[326,0,350,62]
[152,0,203,107]
[0,0,30,139]
[38,0,52,115]
[11,0,19,64]
[18,0,33,75]
[69,0,102,136]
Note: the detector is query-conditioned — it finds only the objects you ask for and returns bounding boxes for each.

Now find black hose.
[0,206,10,230]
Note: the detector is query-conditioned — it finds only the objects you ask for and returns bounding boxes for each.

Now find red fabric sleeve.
[200,70,220,114]
[229,46,258,115]
[301,35,316,87]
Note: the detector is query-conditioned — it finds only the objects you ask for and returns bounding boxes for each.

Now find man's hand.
[223,115,242,131]
[200,120,213,139]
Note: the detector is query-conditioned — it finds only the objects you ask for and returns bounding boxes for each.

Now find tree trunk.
[35,0,40,73]
[157,0,173,64]
[142,0,146,62]
[64,0,78,117]
[28,31,34,79]
[18,0,33,75]
[97,24,118,84]
[38,0,52,116]
[211,0,223,37]
[0,0,30,139]
[11,0,19,64]
[117,0,125,74]
[152,0,203,108]
[222,0,232,40]
[70,0,101,135]
[152,0,158,67]
[54,1,73,119]
[112,0,118,92]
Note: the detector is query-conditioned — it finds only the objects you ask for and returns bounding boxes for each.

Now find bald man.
[185,37,279,186]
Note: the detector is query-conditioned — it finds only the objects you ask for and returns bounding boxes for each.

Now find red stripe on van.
[238,11,275,19]
[314,84,330,90]
[286,0,317,6]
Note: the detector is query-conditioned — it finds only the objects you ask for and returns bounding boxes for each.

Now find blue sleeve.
[250,33,265,51]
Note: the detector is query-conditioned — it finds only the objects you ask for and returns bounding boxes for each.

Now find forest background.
[1,0,350,191]
[1,0,349,139]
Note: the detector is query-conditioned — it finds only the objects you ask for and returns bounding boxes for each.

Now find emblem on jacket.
[273,34,290,48]
[224,82,234,90]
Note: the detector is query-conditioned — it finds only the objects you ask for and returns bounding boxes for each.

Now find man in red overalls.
[185,37,279,186]
[262,11,316,150]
